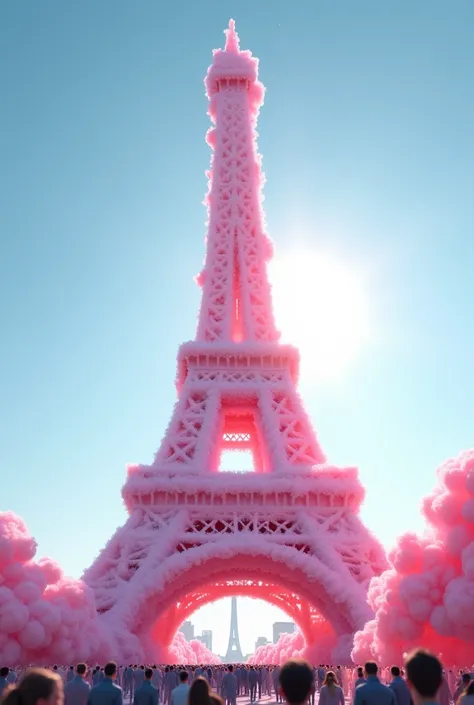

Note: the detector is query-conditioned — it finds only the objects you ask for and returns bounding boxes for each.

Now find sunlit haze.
[269,249,370,382]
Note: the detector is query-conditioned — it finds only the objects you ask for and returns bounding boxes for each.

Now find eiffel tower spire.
[224,596,244,662]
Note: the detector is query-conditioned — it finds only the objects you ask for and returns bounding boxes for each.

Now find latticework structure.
[83,20,387,663]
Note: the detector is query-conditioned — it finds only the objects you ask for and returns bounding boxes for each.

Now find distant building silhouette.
[197,630,213,651]
[272,621,295,643]
[179,620,195,641]
[255,636,269,650]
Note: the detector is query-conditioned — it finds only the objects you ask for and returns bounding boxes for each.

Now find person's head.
[323,672,337,689]
[76,665,87,678]
[145,670,153,681]
[461,674,471,686]
[279,660,314,705]
[364,662,378,678]
[188,677,211,705]
[179,671,188,684]
[2,669,63,705]
[405,649,442,704]
[103,663,117,680]
[391,667,401,678]
[1,668,9,679]
[357,668,363,678]
[227,666,233,673]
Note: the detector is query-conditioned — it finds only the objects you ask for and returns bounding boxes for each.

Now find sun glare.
[269,249,370,382]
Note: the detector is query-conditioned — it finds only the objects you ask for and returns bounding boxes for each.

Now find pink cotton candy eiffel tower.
[84,21,387,663]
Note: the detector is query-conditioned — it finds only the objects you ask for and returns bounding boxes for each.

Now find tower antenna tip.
[224,18,240,53]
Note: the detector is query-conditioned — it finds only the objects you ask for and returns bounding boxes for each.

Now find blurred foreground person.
[279,660,313,705]
[405,649,443,705]
[0,670,10,699]
[1,668,63,705]
[188,677,222,705]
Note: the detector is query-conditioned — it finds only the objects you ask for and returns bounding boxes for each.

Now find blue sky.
[1,0,474,656]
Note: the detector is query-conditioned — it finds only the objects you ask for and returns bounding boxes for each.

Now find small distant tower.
[224,597,244,662]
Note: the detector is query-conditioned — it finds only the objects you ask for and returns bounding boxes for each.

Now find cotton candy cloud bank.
[248,623,337,665]
[352,449,474,665]
[0,511,113,665]
[168,631,220,665]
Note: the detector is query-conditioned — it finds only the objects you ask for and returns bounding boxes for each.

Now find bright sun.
[268,249,370,382]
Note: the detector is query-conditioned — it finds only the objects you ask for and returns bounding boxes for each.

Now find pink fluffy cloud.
[168,631,220,665]
[352,449,474,665]
[248,623,338,665]
[0,511,114,665]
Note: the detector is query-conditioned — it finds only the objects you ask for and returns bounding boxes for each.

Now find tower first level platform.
[123,342,364,514]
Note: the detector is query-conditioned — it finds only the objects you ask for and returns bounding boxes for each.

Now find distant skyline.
[2,0,474,657]
[182,602,295,657]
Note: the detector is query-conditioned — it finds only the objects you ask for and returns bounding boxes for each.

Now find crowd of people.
[1,652,474,705]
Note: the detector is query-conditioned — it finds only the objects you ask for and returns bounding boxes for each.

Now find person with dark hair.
[65,664,90,705]
[0,669,10,699]
[454,675,472,704]
[87,662,122,705]
[248,668,258,703]
[272,667,282,703]
[354,662,395,705]
[170,672,189,705]
[123,667,134,702]
[164,667,178,705]
[389,666,411,705]
[404,650,443,705]
[221,668,237,705]
[1,668,63,705]
[458,681,474,705]
[133,669,158,705]
[354,668,365,691]
[279,660,313,705]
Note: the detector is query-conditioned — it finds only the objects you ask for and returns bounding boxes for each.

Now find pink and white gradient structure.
[0,21,387,666]
[352,449,474,666]
[83,19,386,664]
